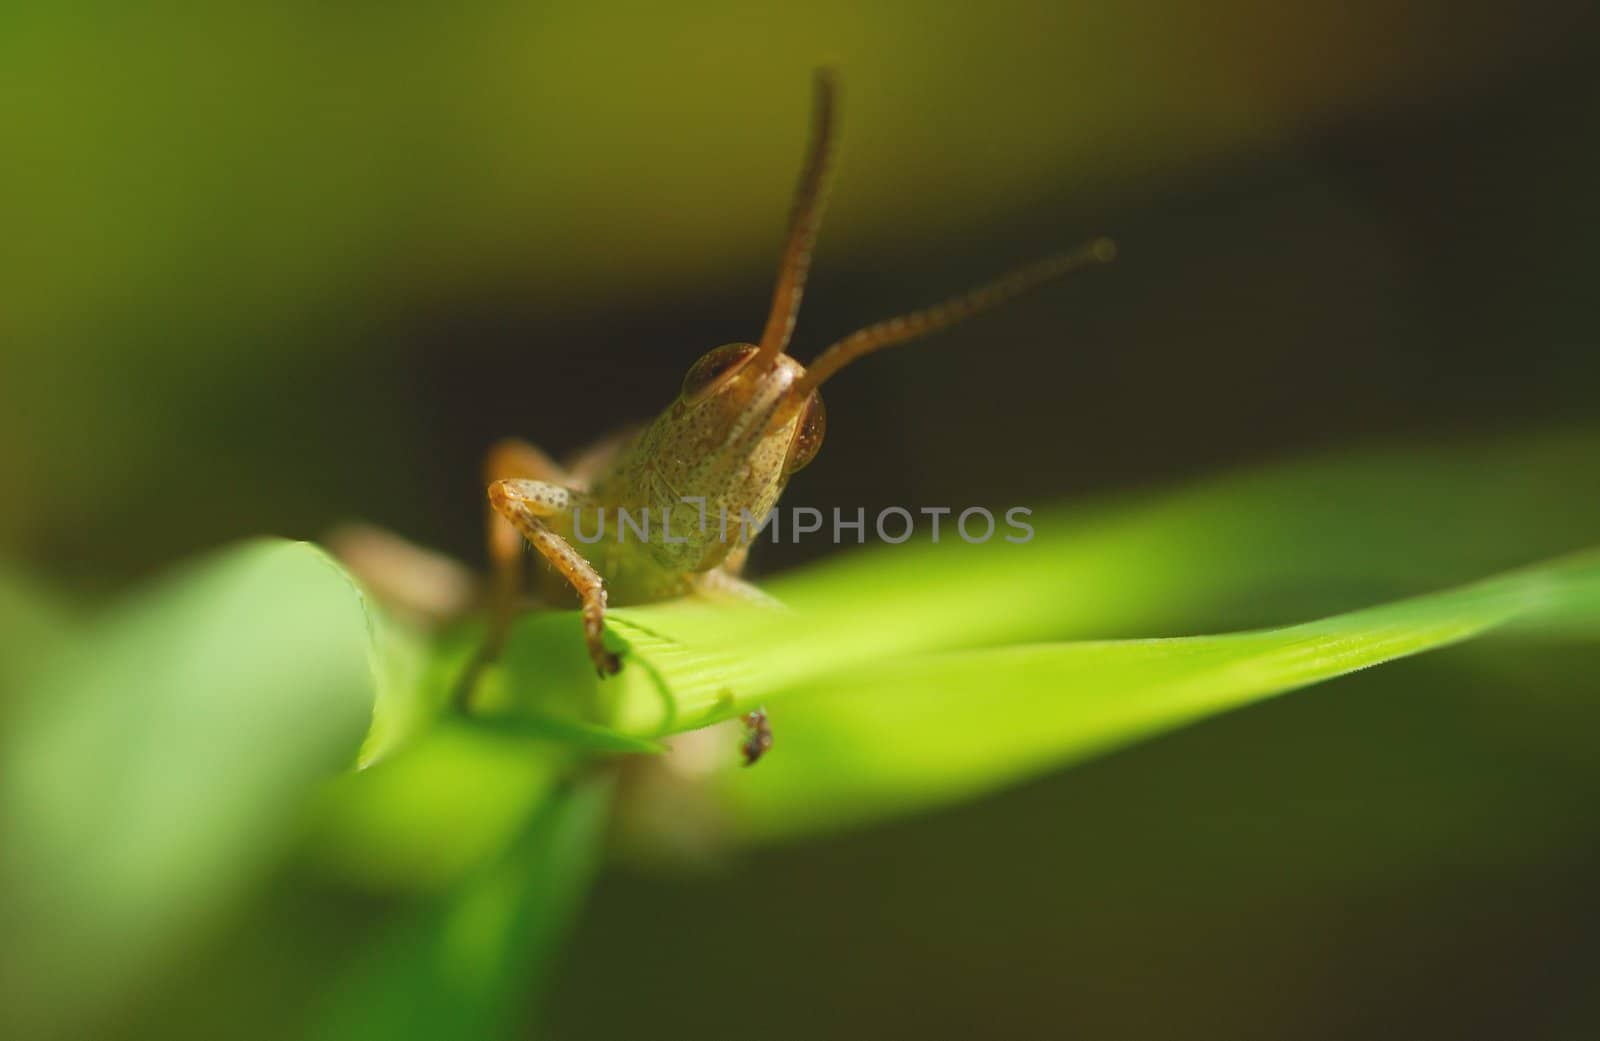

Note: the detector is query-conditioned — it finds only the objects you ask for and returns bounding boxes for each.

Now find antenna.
[794,238,1117,395]
[754,68,840,366]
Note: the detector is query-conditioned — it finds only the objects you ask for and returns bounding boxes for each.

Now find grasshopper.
[482,69,1114,699]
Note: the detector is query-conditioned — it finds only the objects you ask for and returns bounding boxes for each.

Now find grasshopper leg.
[484,439,573,655]
[488,478,621,677]
[326,522,479,628]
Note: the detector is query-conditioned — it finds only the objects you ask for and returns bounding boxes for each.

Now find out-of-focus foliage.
[5,0,1578,350]
[2,431,1594,1039]
[0,542,374,1040]
[310,776,613,1041]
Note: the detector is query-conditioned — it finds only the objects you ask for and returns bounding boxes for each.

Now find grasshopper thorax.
[602,343,824,573]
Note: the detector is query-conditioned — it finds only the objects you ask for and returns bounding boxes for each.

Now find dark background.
[6,2,1599,1037]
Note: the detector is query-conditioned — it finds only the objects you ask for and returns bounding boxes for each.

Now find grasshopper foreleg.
[487,477,621,678]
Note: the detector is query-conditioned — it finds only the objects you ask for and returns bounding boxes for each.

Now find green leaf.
[301,719,573,893]
[452,432,1600,850]
[483,429,1600,739]
[310,777,613,1041]
[0,539,379,1040]
[710,550,1600,840]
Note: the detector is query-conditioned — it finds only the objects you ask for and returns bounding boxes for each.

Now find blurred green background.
[5,1,1600,1038]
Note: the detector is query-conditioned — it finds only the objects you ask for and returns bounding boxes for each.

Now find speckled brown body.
[592,353,808,574]
[513,351,812,607]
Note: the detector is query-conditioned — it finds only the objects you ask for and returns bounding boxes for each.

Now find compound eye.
[783,392,826,474]
[681,343,757,400]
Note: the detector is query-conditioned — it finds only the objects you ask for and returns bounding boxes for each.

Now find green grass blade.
[302,720,575,893]
[310,777,613,1040]
[395,430,1599,742]
[503,430,1595,736]
[0,539,379,1040]
[709,551,1600,840]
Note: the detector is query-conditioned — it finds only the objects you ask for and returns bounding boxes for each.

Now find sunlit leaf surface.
[468,430,1600,741]
[0,541,377,1040]
[711,551,1600,839]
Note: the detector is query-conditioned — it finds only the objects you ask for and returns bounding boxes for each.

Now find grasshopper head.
[624,342,824,570]
[676,342,825,477]
[625,69,1110,572]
